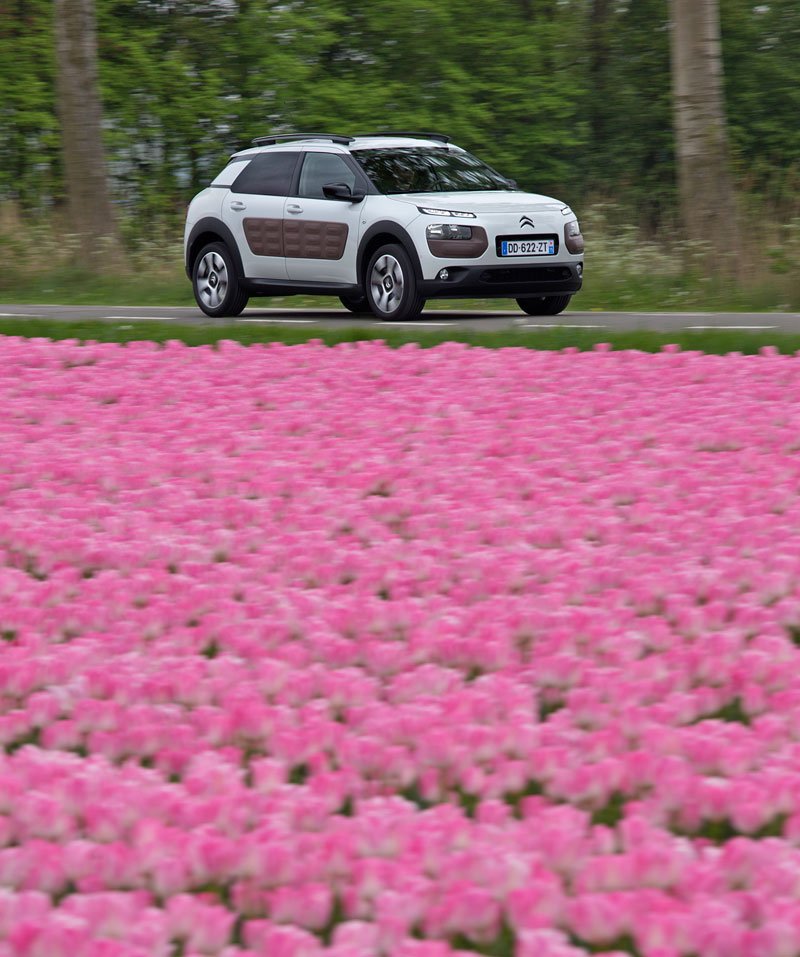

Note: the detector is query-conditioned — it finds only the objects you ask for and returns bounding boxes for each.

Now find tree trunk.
[670,0,739,267]
[588,0,613,159]
[54,0,122,267]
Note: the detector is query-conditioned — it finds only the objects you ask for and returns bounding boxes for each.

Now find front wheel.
[193,242,249,318]
[365,244,425,322]
[516,295,572,317]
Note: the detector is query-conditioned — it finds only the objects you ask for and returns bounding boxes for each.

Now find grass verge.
[1,269,796,313]
[2,317,800,354]
[2,206,798,311]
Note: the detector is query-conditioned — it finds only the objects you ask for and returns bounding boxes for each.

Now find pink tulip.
[6,337,800,954]
[243,920,322,956]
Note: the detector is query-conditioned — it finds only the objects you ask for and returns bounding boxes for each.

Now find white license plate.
[500,239,556,257]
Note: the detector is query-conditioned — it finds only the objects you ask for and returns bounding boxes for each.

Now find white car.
[184,133,584,321]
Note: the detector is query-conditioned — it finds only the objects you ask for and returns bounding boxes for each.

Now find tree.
[670,0,739,262]
[53,0,121,264]
[721,0,800,206]
[1,0,794,238]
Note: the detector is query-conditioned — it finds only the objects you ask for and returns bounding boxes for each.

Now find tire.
[516,295,572,317]
[365,243,425,322]
[193,242,249,318]
[339,294,371,315]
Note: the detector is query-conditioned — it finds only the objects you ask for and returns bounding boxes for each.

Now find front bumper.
[419,262,583,299]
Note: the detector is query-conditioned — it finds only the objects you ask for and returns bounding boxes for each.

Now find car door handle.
[229,200,247,211]
[286,204,304,214]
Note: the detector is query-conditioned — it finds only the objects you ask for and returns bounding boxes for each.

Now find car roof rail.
[251,133,354,147]
[357,131,451,143]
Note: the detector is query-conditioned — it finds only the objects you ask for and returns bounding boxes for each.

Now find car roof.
[230,135,462,161]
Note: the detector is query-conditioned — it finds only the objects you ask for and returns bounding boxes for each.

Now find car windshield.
[352,147,513,194]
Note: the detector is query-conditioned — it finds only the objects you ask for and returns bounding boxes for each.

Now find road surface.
[1,304,799,333]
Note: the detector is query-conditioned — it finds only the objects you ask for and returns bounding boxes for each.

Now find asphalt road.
[1,304,800,333]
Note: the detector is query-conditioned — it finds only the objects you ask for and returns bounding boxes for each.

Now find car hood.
[389,190,571,215]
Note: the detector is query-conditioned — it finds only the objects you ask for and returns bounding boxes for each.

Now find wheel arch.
[186,218,244,280]
[357,221,423,289]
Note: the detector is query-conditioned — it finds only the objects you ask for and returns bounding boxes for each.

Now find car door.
[221,151,300,280]
[284,151,364,284]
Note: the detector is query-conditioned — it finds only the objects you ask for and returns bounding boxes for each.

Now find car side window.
[298,153,357,200]
[231,152,300,196]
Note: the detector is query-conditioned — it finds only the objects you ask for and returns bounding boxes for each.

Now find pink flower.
[243,920,322,957]
[269,883,333,932]
[5,338,800,953]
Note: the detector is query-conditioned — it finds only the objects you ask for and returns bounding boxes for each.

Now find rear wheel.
[193,242,249,318]
[339,294,371,315]
[516,294,572,317]
[365,243,425,322]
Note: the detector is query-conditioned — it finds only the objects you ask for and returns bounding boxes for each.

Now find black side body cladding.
[186,217,244,279]
[243,279,363,297]
[356,221,424,288]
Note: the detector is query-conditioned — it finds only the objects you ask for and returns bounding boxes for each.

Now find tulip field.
[5,335,800,957]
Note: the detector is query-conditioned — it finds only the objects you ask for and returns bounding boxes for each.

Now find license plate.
[500,239,556,257]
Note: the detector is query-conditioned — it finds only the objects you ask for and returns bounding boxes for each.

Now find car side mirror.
[322,182,365,203]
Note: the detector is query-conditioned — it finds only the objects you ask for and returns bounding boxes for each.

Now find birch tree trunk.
[670,0,739,267]
[54,0,122,267]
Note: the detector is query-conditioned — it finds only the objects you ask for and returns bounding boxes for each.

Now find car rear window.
[231,152,300,196]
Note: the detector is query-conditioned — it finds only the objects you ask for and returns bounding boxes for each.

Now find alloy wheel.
[369,254,404,315]
[196,251,229,309]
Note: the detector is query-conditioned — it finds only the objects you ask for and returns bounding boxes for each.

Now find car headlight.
[565,219,584,254]
[418,206,476,219]
[426,224,473,240]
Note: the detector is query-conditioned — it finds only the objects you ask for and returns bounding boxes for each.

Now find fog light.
[438,268,450,281]
[577,263,583,277]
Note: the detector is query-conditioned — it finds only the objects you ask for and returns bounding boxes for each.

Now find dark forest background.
[1,1,798,308]
[3,0,798,224]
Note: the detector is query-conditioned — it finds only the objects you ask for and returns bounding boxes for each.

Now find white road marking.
[103,315,178,321]
[237,318,315,324]
[385,322,452,327]
[0,312,39,317]
[524,323,608,329]
[686,325,776,330]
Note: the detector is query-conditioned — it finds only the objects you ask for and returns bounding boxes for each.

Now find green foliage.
[0,0,59,206]
[722,0,800,206]
[451,920,515,957]
[579,0,676,228]
[691,696,751,725]
[785,623,800,647]
[570,933,643,957]
[669,812,788,844]
[590,790,627,827]
[1,0,798,225]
